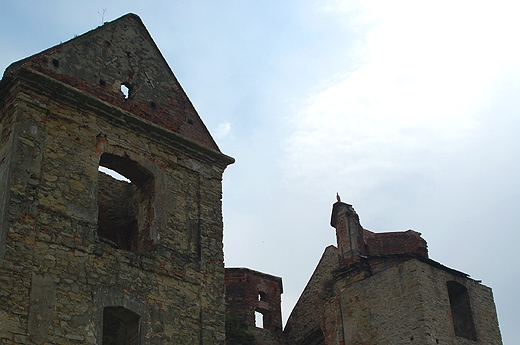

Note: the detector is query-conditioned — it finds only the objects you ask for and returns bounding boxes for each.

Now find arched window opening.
[97,153,154,252]
[447,281,477,340]
[102,306,140,345]
[301,328,325,345]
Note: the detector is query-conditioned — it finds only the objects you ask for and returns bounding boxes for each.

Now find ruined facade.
[225,268,284,345]
[224,201,502,345]
[282,202,503,345]
[0,13,502,345]
[0,14,233,344]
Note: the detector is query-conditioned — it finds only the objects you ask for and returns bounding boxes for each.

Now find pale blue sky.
[2,1,519,342]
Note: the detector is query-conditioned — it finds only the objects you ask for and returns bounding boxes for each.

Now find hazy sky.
[1,1,518,342]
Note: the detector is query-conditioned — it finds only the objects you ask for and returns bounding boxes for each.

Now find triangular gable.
[4,13,219,151]
[284,245,338,336]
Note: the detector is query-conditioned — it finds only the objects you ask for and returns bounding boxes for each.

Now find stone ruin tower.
[0,14,233,344]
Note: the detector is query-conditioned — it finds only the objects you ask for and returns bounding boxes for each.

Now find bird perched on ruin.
[336,192,341,202]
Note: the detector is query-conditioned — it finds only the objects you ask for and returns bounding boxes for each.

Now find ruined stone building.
[0,13,233,344]
[281,202,502,345]
[0,14,502,345]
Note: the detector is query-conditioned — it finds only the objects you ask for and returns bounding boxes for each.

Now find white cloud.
[284,1,520,185]
[214,122,232,139]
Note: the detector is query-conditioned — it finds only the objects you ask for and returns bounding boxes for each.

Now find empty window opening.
[52,59,60,68]
[255,311,264,329]
[97,153,154,252]
[447,281,477,340]
[102,307,140,345]
[120,83,132,99]
[301,328,325,345]
[258,291,267,302]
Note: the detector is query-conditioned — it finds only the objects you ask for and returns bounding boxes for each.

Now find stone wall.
[284,246,338,345]
[0,68,232,344]
[0,13,502,345]
[292,258,502,345]
[286,201,502,345]
[0,81,17,262]
[414,260,502,344]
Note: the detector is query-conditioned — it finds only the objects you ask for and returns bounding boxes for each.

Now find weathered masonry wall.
[283,246,338,345]
[416,260,501,344]
[225,268,283,331]
[322,259,502,345]
[0,82,17,263]
[0,12,503,345]
[225,268,285,345]
[0,70,231,344]
[285,201,502,345]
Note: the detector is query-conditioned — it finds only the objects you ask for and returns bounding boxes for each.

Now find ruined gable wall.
[0,73,229,344]
[284,246,338,344]
[4,14,218,150]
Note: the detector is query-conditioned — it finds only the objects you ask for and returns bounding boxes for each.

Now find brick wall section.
[330,202,366,266]
[364,229,428,258]
[331,201,428,268]
[414,260,502,344]
[225,268,283,331]
[0,53,232,344]
[225,268,285,345]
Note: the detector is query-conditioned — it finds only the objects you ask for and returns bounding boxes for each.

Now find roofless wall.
[0,13,233,345]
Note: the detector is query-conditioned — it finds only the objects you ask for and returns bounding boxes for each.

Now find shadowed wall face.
[447,281,477,341]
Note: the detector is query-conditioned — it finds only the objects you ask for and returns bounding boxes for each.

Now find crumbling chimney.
[330,201,366,266]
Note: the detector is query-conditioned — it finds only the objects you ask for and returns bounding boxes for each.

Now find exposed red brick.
[3,13,220,151]
[225,267,283,333]
[364,229,428,258]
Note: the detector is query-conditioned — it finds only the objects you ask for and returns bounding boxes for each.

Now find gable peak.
[4,13,220,151]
